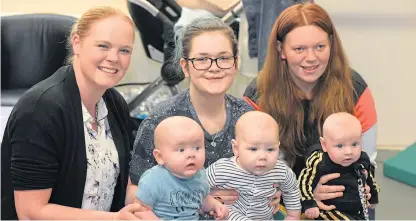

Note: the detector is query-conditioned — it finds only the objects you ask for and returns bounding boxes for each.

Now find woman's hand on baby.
[133,210,160,220]
[210,188,239,205]
[365,184,371,201]
[211,201,229,220]
[268,186,282,214]
[313,173,345,211]
[114,203,148,220]
[131,198,160,220]
[305,207,320,219]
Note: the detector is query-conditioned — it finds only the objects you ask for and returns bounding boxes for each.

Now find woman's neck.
[189,86,226,134]
[295,80,315,100]
[73,62,105,115]
[190,86,225,117]
[290,73,316,100]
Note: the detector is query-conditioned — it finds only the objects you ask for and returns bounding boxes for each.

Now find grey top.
[129,89,254,184]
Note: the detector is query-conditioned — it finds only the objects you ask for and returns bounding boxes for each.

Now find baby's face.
[158,128,205,178]
[323,126,362,167]
[234,129,280,175]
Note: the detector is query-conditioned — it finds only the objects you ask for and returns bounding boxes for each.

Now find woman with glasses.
[127,16,281,216]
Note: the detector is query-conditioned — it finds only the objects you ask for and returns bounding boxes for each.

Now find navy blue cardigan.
[1,65,133,219]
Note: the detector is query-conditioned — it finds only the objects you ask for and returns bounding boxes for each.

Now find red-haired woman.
[244,2,377,220]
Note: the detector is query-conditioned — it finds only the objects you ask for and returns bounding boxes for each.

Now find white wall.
[315,0,416,148]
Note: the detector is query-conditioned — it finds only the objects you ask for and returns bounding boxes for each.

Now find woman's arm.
[313,173,344,211]
[126,177,139,205]
[285,210,301,220]
[14,189,140,220]
[354,87,378,167]
[132,198,160,220]
[201,195,229,220]
[313,173,372,211]
[351,71,378,167]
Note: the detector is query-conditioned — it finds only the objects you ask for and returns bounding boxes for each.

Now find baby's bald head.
[153,116,205,177]
[232,111,280,175]
[154,116,204,149]
[235,111,279,141]
[322,112,362,139]
[321,112,363,167]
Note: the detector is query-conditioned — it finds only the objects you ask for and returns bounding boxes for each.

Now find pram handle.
[128,0,174,26]
[221,1,243,25]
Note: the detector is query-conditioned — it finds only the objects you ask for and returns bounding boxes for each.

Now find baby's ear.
[320,137,327,152]
[153,149,164,165]
[231,139,239,157]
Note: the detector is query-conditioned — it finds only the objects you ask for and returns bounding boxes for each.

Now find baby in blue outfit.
[135,116,228,220]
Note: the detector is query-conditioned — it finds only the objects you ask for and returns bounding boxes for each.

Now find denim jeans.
[241,0,303,71]
[369,207,376,220]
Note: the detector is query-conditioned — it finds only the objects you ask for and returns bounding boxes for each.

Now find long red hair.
[257,3,355,166]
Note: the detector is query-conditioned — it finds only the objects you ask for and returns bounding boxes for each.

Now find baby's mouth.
[186,163,195,168]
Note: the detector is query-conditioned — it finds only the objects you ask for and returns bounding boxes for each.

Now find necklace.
[89,104,99,124]
[210,132,220,147]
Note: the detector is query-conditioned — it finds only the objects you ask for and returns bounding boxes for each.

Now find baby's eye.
[120,48,131,54]
[248,147,257,151]
[194,146,200,151]
[178,148,185,152]
[267,148,276,152]
[294,47,305,52]
[336,144,343,148]
[352,142,360,147]
[98,44,109,49]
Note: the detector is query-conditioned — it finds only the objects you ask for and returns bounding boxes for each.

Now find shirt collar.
[81,98,108,124]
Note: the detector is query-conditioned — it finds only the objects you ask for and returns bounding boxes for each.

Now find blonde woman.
[2,6,144,220]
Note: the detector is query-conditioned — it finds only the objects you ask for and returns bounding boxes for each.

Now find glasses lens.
[216,56,235,69]
[193,58,212,70]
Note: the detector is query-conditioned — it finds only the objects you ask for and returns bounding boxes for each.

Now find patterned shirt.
[81,98,120,211]
[206,157,301,220]
[129,89,254,184]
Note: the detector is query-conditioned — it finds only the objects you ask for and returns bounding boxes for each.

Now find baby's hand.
[212,202,229,220]
[305,207,320,219]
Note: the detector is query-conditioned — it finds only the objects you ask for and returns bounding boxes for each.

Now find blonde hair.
[66,6,134,64]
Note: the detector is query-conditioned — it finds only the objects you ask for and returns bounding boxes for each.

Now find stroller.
[117,0,243,137]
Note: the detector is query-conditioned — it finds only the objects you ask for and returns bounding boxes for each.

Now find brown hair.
[173,16,238,73]
[257,3,355,166]
[66,6,134,63]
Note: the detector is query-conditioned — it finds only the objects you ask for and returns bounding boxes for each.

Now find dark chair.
[127,0,181,63]
[1,14,77,106]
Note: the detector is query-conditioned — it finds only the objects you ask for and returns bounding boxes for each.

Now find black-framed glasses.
[183,56,236,70]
